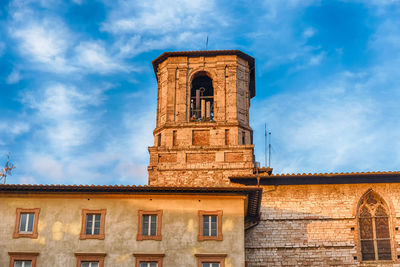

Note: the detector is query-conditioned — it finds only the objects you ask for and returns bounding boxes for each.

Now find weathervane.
[0,153,16,184]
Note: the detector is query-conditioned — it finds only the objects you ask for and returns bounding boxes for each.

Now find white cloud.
[0,121,30,144]
[303,27,316,38]
[248,1,326,73]
[102,0,220,34]
[309,51,325,66]
[74,41,131,74]
[21,83,106,150]
[8,2,134,75]
[6,69,21,84]
[11,20,76,73]
[252,66,400,174]
[102,0,227,56]
[0,42,5,57]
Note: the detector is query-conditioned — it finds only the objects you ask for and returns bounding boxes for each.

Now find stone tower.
[148,50,256,186]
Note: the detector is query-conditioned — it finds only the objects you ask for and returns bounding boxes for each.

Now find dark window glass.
[142,215,157,236]
[358,191,392,261]
[203,215,217,237]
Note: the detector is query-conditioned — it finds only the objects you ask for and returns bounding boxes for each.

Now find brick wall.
[245,183,400,266]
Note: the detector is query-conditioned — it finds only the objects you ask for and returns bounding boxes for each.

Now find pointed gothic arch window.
[358,191,392,261]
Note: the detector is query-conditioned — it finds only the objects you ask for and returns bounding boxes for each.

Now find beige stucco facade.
[0,192,247,266]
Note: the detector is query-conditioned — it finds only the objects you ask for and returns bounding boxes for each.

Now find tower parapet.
[148,50,256,186]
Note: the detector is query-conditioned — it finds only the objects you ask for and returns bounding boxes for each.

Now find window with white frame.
[198,210,222,241]
[85,214,101,235]
[139,262,158,267]
[19,213,35,233]
[142,215,157,236]
[137,210,162,241]
[202,215,217,237]
[81,262,99,267]
[202,263,220,267]
[14,261,32,267]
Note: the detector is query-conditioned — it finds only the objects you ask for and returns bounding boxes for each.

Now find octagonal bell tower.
[148,50,256,186]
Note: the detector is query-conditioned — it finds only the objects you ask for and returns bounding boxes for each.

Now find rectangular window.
[80,209,106,240]
[172,130,177,146]
[81,262,99,267]
[202,263,220,267]
[140,262,158,267]
[85,214,101,235]
[198,211,223,241]
[9,252,38,267]
[157,134,161,146]
[75,253,105,267]
[202,215,217,237]
[13,208,40,238]
[142,215,157,236]
[137,210,162,241]
[19,213,35,233]
[224,129,229,146]
[14,261,32,267]
[196,254,226,267]
[133,254,164,267]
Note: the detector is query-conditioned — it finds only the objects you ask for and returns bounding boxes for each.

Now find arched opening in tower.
[190,72,214,121]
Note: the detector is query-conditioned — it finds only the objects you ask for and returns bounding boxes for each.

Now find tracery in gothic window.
[358,191,392,261]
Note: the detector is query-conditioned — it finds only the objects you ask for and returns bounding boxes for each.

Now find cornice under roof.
[152,50,256,97]
[0,184,262,221]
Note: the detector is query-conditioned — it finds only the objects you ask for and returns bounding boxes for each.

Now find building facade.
[149,50,400,266]
[2,49,400,267]
[0,185,261,267]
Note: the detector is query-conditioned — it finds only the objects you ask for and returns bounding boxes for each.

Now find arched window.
[358,191,392,261]
[190,72,214,121]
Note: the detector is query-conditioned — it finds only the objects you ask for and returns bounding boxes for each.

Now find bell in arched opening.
[190,72,214,122]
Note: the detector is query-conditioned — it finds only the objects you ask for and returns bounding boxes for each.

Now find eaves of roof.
[0,184,262,222]
[230,171,400,186]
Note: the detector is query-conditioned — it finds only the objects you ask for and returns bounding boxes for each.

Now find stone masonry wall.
[245,183,400,266]
[149,53,255,187]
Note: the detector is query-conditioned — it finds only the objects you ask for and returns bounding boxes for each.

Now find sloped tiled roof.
[0,184,262,220]
[230,170,400,185]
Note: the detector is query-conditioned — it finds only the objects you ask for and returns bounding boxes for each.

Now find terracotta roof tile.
[230,170,400,186]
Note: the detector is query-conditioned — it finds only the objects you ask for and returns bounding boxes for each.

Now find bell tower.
[148,50,256,186]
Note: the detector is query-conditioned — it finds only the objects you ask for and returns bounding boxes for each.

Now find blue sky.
[1,0,400,185]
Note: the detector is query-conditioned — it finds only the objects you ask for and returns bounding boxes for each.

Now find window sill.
[79,234,105,240]
[136,235,162,241]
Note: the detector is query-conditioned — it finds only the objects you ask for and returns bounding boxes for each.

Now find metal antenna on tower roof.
[264,123,267,167]
[268,131,272,167]
[206,35,209,50]
[264,124,272,167]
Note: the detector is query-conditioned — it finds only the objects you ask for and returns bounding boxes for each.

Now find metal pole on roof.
[264,123,267,167]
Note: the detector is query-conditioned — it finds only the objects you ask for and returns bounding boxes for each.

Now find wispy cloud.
[0,42,6,57]
[10,20,76,73]
[21,83,106,150]
[102,0,221,34]
[74,41,131,74]
[6,69,21,84]
[8,1,134,75]
[0,121,30,142]
[102,0,227,56]
[252,67,400,173]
